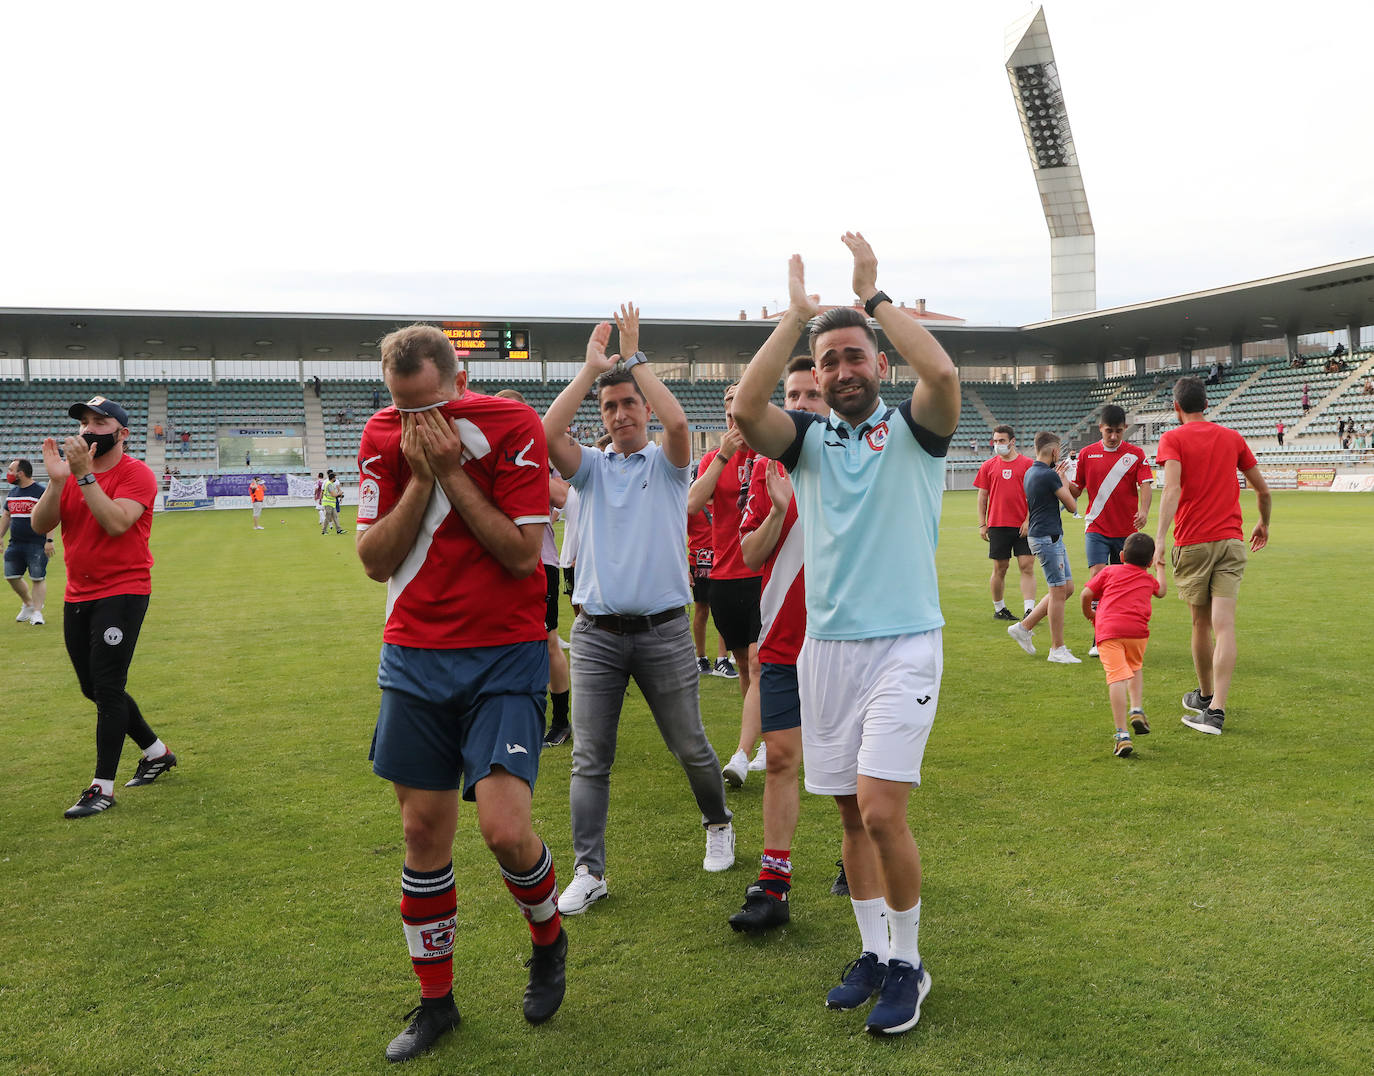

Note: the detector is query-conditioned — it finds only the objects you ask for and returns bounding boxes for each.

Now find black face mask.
[82,431,120,458]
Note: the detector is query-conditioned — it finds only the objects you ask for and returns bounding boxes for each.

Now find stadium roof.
[2,255,1371,373]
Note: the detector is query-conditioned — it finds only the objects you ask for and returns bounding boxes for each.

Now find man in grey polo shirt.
[543,303,735,916]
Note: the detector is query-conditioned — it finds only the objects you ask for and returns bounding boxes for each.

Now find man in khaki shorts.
[1152,376,1271,735]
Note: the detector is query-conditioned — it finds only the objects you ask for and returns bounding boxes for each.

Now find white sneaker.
[16,605,33,624]
[722,749,749,788]
[30,609,44,626]
[1047,646,1082,664]
[1007,622,1035,655]
[556,864,607,915]
[747,742,767,772]
[1088,644,1100,657]
[703,822,735,872]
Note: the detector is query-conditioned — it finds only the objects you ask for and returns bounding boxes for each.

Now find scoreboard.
[441,325,531,360]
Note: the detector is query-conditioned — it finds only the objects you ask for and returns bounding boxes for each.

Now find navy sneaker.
[385,998,461,1062]
[865,959,932,1035]
[125,750,177,787]
[825,951,886,1010]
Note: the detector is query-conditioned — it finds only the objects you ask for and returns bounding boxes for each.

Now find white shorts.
[798,630,942,795]
[252,501,263,517]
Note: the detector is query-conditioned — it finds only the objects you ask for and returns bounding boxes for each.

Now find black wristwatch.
[76,473,97,486]
[863,291,892,318]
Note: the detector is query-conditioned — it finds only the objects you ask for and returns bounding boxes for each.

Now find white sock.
[92,778,114,796]
[1024,598,1036,613]
[851,896,889,963]
[993,599,1007,612]
[887,900,921,967]
[143,739,167,760]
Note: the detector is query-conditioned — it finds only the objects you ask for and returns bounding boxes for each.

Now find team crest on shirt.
[865,421,889,451]
[420,919,456,953]
[1001,468,1013,480]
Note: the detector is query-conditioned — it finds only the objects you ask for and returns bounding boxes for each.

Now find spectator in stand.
[1301,384,1310,412]
[346,405,354,424]
[975,426,1037,621]
[372,387,381,410]
[1276,421,1284,446]
[153,423,164,443]
[180,430,191,455]
[1337,417,1346,439]
[312,375,321,397]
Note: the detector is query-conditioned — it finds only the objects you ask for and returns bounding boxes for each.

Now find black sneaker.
[523,928,568,1025]
[125,750,177,787]
[542,723,571,748]
[1181,690,1213,714]
[64,785,116,819]
[385,998,461,1062]
[696,656,712,675]
[728,884,790,933]
[1129,711,1151,736]
[992,607,1019,621]
[825,951,887,1010]
[1182,708,1225,736]
[830,859,849,897]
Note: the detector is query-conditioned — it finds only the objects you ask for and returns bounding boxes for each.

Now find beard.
[823,376,879,422]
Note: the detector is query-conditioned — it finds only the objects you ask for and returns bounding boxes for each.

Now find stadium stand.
[0,384,148,465]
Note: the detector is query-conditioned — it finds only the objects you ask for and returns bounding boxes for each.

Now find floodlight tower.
[1005,6,1095,318]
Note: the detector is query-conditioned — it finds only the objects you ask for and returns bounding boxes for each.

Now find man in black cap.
[31,396,177,818]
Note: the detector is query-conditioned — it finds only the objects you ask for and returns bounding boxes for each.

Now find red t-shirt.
[740,457,805,665]
[59,454,157,601]
[699,447,760,580]
[687,506,713,575]
[1085,563,1164,642]
[356,393,551,649]
[1072,440,1153,537]
[1155,421,1257,546]
[974,453,1033,527]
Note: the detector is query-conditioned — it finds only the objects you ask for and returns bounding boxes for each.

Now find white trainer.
[1088,644,1100,657]
[30,609,45,626]
[703,822,735,872]
[16,605,33,623]
[1047,646,1082,664]
[1007,622,1035,655]
[747,742,767,772]
[556,864,607,915]
[722,749,748,788]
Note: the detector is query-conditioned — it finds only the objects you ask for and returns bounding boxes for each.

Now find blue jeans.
[569,610,731,877]
[1028,534,1072,588]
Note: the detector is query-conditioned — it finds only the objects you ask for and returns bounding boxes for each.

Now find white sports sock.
[851,896,889,963]
[993,599,1007,612]
[143,738,167,760]
[887,899,921,967]
[1023,598,1036,613]
[92,778,114,796]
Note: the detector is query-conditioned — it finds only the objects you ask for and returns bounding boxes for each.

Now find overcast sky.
[4,1,1372,326]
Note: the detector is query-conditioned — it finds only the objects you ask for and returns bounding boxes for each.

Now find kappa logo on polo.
[506,743,528,755]
[865,421,889,451]
[103,627,124,646]
[508,438,540,469]
[359,453,382,479]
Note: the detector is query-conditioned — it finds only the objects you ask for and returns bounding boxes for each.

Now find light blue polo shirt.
[779,396,950,640]
[566,440,692,616]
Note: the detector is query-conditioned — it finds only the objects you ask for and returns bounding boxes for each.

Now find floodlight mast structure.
[1005,6,1095,318]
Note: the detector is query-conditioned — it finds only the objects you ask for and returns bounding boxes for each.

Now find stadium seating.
[0,384,148,465]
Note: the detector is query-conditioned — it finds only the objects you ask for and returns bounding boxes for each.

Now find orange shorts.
[1098,637,1147,685]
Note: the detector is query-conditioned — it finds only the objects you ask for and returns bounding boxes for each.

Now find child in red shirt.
[1081,532,1167,757]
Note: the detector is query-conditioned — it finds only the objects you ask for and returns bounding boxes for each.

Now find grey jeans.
[569,610,731,877]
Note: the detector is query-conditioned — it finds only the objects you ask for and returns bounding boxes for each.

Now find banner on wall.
[163,498,216,510]
[1331,474,1374,492]
[1296,467,1336,490]
[205,473,289,497]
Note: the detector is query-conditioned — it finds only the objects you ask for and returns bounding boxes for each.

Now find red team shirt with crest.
[58,454,158,601]
[739,457,806,665]
[973,453,1034,527]
[698,446,760,581]
[1072,441,1153,537]
[356,393,551,650]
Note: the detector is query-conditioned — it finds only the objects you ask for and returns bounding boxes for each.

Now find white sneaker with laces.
[1047,646,1082,664]
[16,605,33,623]
[30,609,45,626]
[1007,622,1035,655]
[748,742,767,772]
[722,749,749,788]
[703,822,735,872]
[556,864,607,915]
[1088,644,1100,657]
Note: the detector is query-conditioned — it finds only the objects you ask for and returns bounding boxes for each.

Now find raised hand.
[400,413,434,482]
[614,303,640,359]
[41,437,71,481]
[787,255,820,320]
[765,460,793,512]
[62,435,94,479]
[584,321,618,375]
[842,231,878,298]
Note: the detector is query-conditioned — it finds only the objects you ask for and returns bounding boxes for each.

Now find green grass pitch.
[2,491,1370,1074]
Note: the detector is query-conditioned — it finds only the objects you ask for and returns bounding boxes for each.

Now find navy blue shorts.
[4,543,47,581]
[371,640,549,799]
[759,661,801,733]
[1084,531,1127,569]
